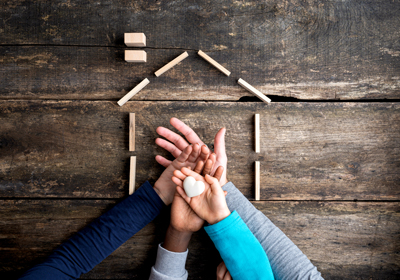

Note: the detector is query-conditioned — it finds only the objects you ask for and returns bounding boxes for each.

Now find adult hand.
[154,144,211,205]
[216,262,232,280]
[173,167,230,225]
[156,117,228,185]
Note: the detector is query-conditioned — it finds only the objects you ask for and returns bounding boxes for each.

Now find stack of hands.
[152,117,232,279]
[19,117,320,280]
[18,116,322,280]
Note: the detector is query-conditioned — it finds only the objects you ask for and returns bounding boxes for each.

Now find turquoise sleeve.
[204,210,275,280]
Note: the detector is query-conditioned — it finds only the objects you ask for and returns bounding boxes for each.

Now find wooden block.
[198,50,231,76]
[129,156,136,195]
[255,114,260,153]
[129,113,135,151]
[117,78,149,106]
[238,78,271,103]
[255,161,260,201]
[124,33,146,47]
[154,51,189,77]
[125,50,146,63]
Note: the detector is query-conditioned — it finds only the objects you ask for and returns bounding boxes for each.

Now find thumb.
[214,127,226,157]
[205,174,221,193]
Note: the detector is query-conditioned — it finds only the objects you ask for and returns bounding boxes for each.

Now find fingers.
[217,262,231,280]
[224,190,228,196]
[173,170,186,181]
[213,127,228,185]
[155,155,172,168]
[193,160,205,174]
[187,143,201,163]
[213,166,224,181]
[202,153,216,176]
[170,118,205,146]
[214,127,226,158]
[156,126,190,153]
[204,174,220,192]
[176,186,191,204]
[199,145,210,161]
[172,175,183,187]
[176,145,193,164]
[155,138,182,158]
[181,167,205,181]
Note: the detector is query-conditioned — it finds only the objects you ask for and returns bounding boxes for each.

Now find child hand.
[173,167,230,225]
[154,143,211,205]
[169,185,204,234]
[217,262,232,280]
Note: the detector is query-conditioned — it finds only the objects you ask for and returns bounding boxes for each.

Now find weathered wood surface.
[1,0,399,100]
[0,100,399,200]
[1,200,398,279]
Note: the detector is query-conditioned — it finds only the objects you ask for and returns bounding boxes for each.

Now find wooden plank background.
[1,0,399,100]
[1,200,399,279]
[0,0,399,279]
[1,101,399,200]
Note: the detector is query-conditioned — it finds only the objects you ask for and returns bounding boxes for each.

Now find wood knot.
[346,162,360,174]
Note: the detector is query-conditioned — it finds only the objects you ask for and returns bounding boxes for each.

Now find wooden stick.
[129,113,135,151]
[198,50,231,76]
[255,114,260,153]
[238,78,271,103]
[124,33,146,47]
[154,52,189,77]
[125,50,146,63]
[255,161,260,201]
[117,78,149,106]
[129,156,136,195]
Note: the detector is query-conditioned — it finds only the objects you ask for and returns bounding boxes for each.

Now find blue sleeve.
[204,210,275,280]
[19,181,165,280]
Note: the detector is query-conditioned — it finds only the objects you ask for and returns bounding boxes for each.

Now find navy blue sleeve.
[19,181,165,280]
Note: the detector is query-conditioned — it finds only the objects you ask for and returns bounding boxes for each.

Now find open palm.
[155,117,228,186]
[154,143,210,205]
[173,167,230,225]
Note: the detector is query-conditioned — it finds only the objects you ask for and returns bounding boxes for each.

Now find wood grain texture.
[124,50,146,63]
[124,33,146,47]
[1,200,398,279]
[129,156,136,195]
[1,1,398,279]
[255,113,260,153]
[154,51,189,77]
[198,50,231,76]
[129,113,135,152]
[255,161,260,201]
[238,78,272,103]
[117,78,150,106]
[0,101,399,200]
[0,0,399,100]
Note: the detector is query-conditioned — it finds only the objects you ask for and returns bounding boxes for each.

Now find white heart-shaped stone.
[183,176,205,198]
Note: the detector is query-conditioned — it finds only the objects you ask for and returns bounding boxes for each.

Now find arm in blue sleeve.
[19,181,165,280]
[222,182,323,280]
[204,210,275,280]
